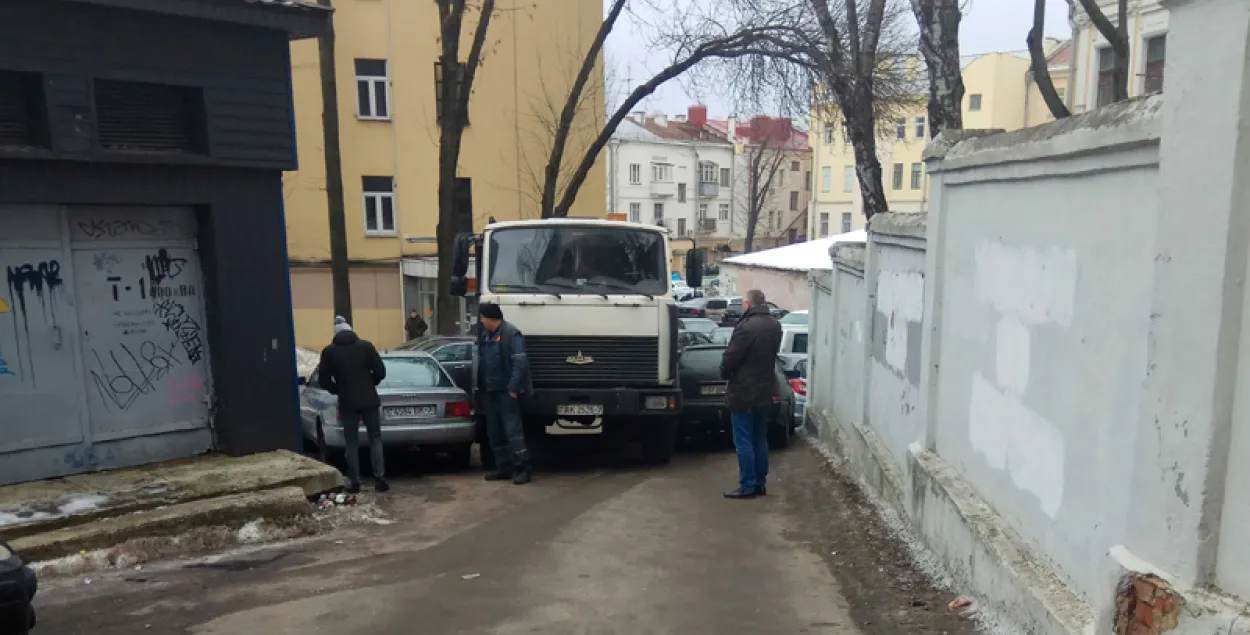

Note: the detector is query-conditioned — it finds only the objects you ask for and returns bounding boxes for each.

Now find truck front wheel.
[639,417,680,465]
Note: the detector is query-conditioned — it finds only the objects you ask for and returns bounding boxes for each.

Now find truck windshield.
[488,226,667,296]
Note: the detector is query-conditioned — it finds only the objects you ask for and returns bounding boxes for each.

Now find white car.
[780,325,809,356]
[779,310,808,326]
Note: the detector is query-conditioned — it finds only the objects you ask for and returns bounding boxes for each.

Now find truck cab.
[451,219,703,464]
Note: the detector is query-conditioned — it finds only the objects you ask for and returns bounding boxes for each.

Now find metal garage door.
[0,206,212,484]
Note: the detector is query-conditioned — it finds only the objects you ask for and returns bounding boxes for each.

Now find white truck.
[450,218,703,464]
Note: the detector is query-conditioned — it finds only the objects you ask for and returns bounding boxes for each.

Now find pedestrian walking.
[476,303,534,485]
[318,315,390,493]
[405,308,428,341]
[719,289,783,499]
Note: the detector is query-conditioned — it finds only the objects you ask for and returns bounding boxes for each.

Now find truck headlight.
[644,396,668,410]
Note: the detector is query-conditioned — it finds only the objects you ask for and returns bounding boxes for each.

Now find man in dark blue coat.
[477,303,534,484]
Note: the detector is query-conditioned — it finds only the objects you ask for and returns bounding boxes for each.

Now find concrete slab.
[0,450,341,541]
[11,487,312,563]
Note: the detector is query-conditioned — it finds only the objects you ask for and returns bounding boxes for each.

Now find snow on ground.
[0,493,112,528]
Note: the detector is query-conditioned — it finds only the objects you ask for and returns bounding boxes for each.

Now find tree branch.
[1028,0,1071,118]
[1076,0,1128,102]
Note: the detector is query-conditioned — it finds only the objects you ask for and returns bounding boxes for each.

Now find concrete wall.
[804,3,1250,628]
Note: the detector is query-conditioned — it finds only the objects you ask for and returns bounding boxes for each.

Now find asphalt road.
[31,441,981,635]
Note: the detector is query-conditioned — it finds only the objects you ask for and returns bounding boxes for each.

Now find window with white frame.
[892,163,904,190]
[720,167,730,186]
[1144,34,1166,94]
[910,162,922,189]
[698,203,709,219]
[651,163,673,183]
[1097,47,1117,107]
[653,202,664,220]
[824,125,833,145]
[677,218,687,236]
[767,211,775,230]
[915,117,925,139]
[843,166,854,192]
[819,212,829,237]
[718,203,729,220]
[629,163,642,184]
[841,212,851,233]
[699,162,718,183]
[821,166,832,192]
[789,191,799,211]
[629,202,641,222]
[895,119,906,139]
[362,176,395,234]
[356,59,390,120]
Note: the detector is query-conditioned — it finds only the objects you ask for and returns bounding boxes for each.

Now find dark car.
[676,297,710,318]
[677,330,713,352]
[676,344,796,447]
[722,297,787,323]
[394,336,475,390]
[0,540,36,634]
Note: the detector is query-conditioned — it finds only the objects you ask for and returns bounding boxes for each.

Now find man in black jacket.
[476,303,534,484]
[719,289,783,499]
[318,317,390,493]
[405,309,428,341]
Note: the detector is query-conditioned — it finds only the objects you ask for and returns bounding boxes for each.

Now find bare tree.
[1028,0,1071,119]
[736,139,787,254]
[1077,0,1129,103]
[316,0,352,323]
[434,0,496,334]
[910,0,964,138]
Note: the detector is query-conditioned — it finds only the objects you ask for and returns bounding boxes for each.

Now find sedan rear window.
[380,357,453,389]
[679,348,726,370]
[706,299,727,309]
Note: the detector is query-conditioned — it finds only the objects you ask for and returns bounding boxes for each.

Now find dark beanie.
[479,303,503,320]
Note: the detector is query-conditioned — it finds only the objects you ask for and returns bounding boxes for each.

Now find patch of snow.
[722,230,867,272]
[57,493,110,515]
[236,519,265,543]
[0,511,53,528]
[296,347,320,379]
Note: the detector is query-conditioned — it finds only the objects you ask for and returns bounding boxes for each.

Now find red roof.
[706,118,810,151]
[639,117,732,144]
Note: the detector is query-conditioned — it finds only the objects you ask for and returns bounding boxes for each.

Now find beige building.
[809,45,1070,239]
[284,0,606,349]
[1069,0,1168,114]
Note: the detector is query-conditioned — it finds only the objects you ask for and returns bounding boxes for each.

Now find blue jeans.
[731,405,771,491]
[484,391,529,470]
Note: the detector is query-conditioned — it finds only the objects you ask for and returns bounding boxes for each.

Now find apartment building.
[706,116,811,251]
[284,0,606,349]
[809,46,1071,239]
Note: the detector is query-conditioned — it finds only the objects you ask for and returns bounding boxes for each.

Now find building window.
[629,202,641,222]
[915,117,925,139]
[841,212,851,233]
[910,163,922,189]
[969,94,982,111]
[892,163,904,190]
[1097,47,1117,107]
[789,191,799,211]
[357,59,390,120]
[653,202,664,220]
[0,71,47,148]
[821,167,832,192]
[791,160,800,171]
[677,218,687,236]
[824,125,833,145]
[767,211,775,230]
[843,166,855,192]
[895,119,906,139]
[805,171,811,191]
[718,203,729,220]
[820,213,829,237]
[698,203,709,219]
[1057,87,1067,103]
[1145,34,1166,94]
[699,161,718,183]
[720,167,731,186]
[651,163,673,183]
[95,79,207,153]
[678,183,687,203]
[362,176,395,235]
[629,163,641,184]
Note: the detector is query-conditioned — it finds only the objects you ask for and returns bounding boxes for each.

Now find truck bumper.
[523,387,682,417]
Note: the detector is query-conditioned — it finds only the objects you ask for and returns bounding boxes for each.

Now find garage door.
[0,206,212,484]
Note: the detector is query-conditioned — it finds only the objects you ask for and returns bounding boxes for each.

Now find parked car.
[779,310,808,326]
[703,297,729,323]
[677,297,710,318]
[672,281,702,302]
[722,297,744,324]
[0,540,36,634]
[393,335,475,390]
[676,344,796,447]
[710,326,734,345]
[677,330,713,352]
[780,325,809,356]
[781,354,807,424]
[679,317,720,336]
[300,351,477,467]
[766,302,788,319]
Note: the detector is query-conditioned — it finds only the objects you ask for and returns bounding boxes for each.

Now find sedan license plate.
[384,405,437,419]
[701,384,727,396]
[556,403,604,416]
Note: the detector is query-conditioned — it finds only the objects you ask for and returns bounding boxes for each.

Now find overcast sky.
[605,0,1073,117]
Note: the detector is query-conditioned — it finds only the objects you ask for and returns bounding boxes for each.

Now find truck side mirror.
[685,249,703,289]
[450,233,473,297]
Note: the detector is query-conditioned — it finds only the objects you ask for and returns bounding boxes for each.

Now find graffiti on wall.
[88,340,182,411]
[2,259,64,385]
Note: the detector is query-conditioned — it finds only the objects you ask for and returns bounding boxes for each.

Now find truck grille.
[525,336,659,386]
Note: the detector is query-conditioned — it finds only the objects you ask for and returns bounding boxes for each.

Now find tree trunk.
[1077,0,1130,103]
[1028,0,1071,119]
[316,0,352,325]
[911,0,965,138]
[844,90,888,220]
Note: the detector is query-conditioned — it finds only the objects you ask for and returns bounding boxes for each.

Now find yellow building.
[285,0,606,349]
[1068,0,1168,114]
[809,47,1069,238]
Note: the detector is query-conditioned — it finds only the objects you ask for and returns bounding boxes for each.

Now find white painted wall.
[830,255,865,433]
[720,262,811,311]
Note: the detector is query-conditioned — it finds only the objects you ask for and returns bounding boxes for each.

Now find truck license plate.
[384,405,437,419]
[556,404,604,416]
[701,384,727,396]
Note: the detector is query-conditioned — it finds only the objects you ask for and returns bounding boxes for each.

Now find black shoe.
[512,467,533,485]
[346,480,361,494]
[755,486,767,496]
[723,488,757,500]
[484,469,513,482]
[374,478,390,493]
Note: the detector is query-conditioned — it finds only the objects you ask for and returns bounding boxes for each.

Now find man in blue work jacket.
[477,303,534,484]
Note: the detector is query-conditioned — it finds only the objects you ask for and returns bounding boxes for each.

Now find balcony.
[650,181,676,198]
[697,182,719,198]
[696,218,718,234]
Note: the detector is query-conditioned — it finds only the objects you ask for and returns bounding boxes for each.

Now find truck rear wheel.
[639,418,680,465]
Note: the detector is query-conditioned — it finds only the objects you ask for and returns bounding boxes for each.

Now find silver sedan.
[300,351,477,467]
